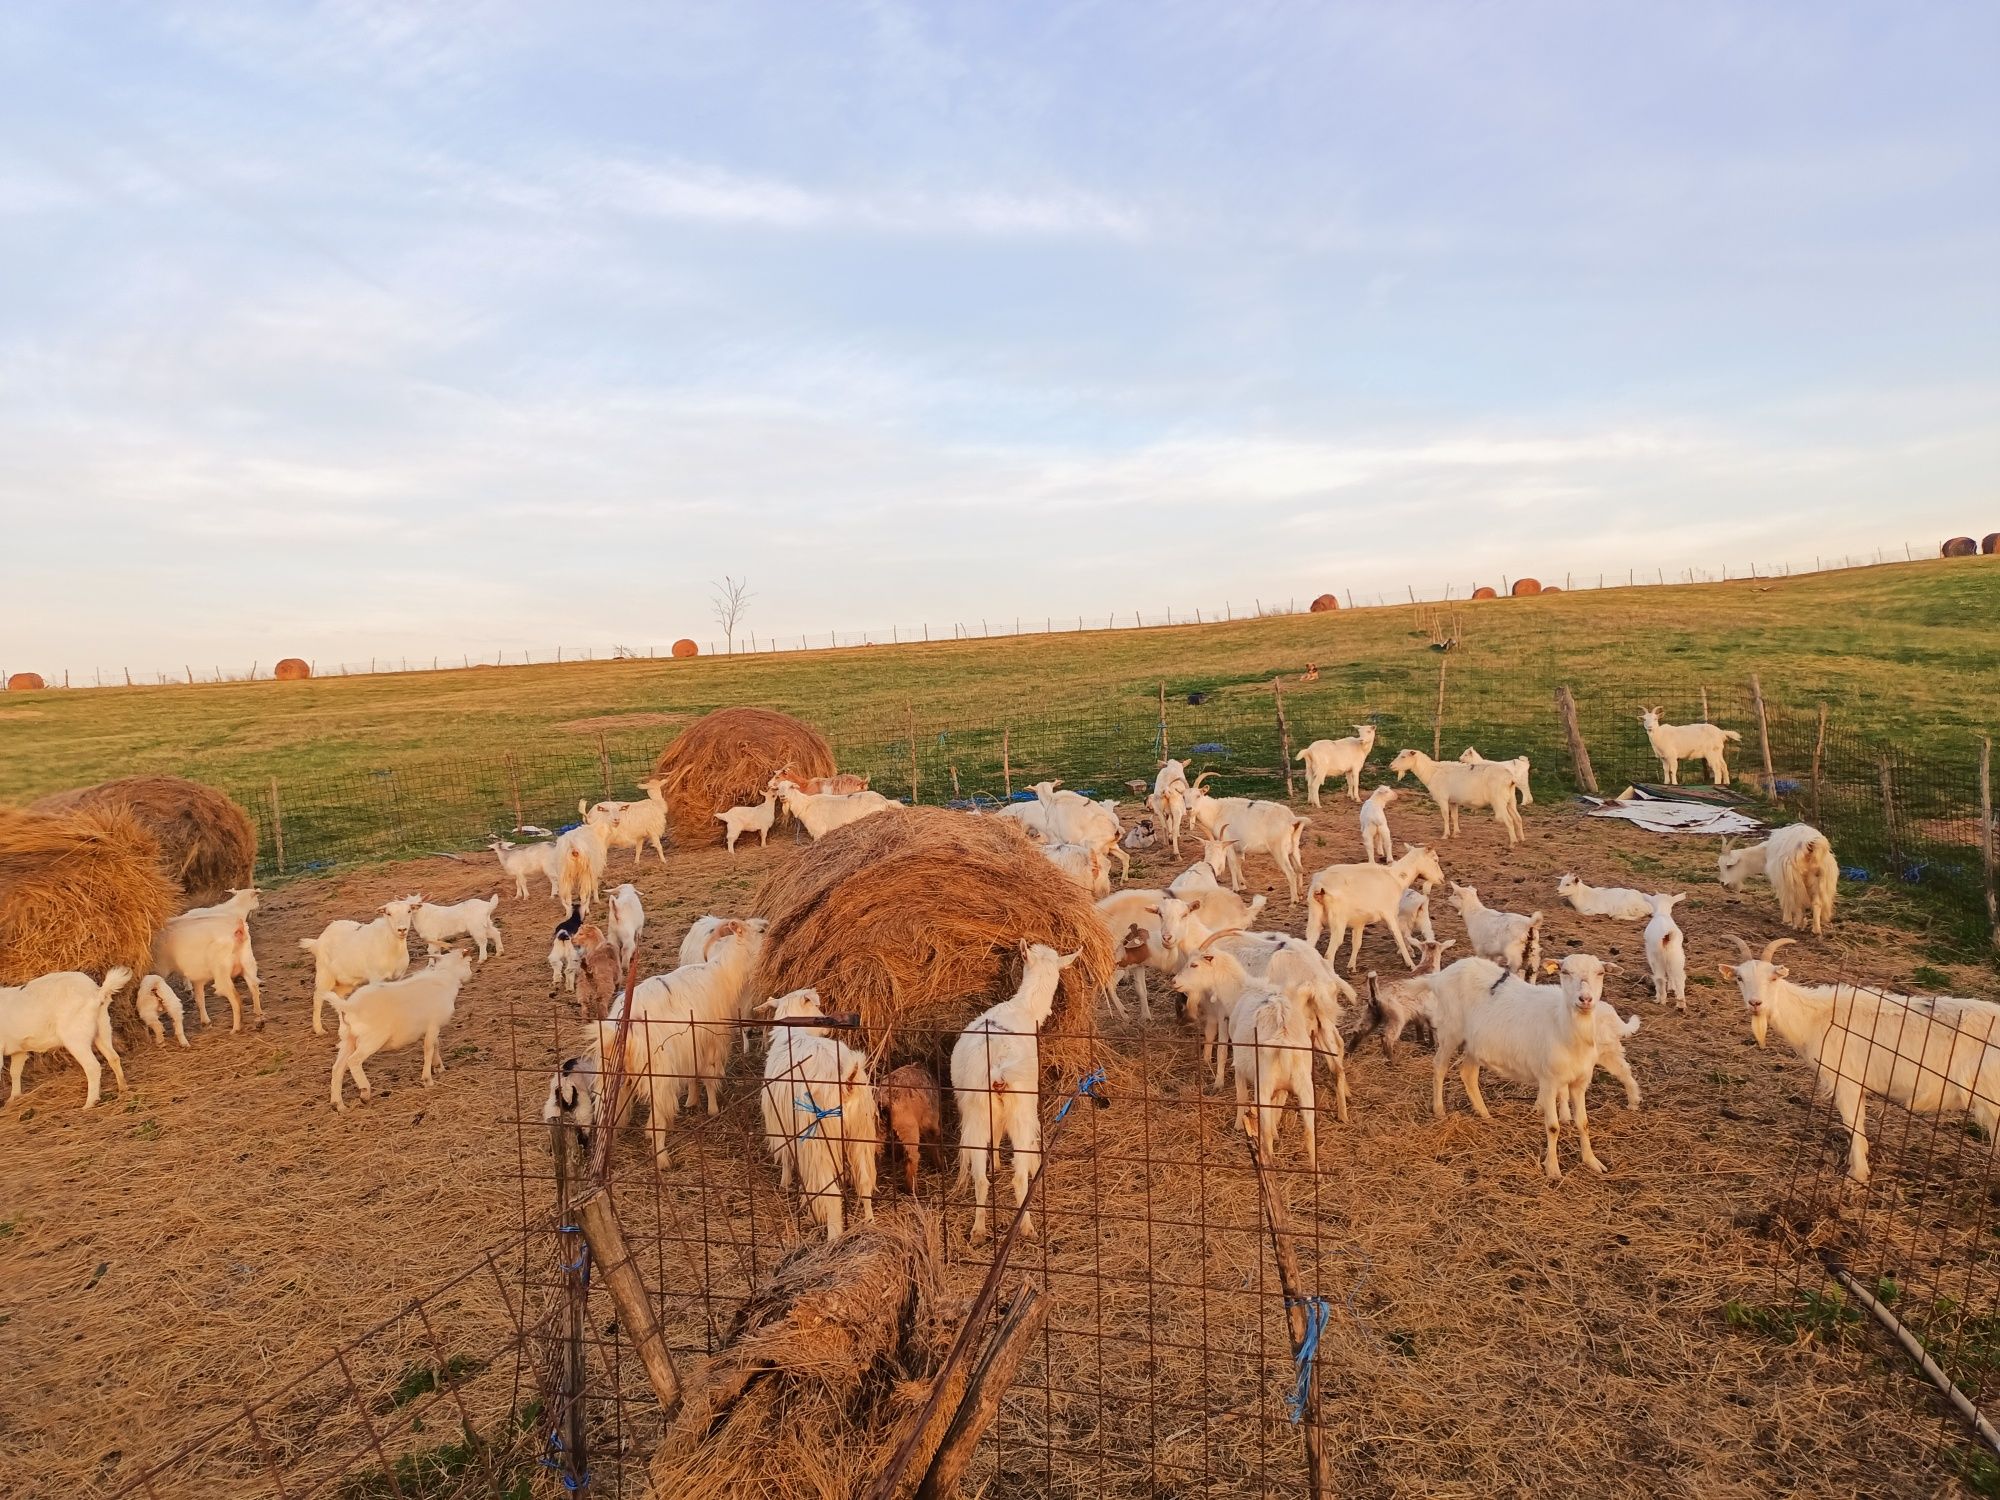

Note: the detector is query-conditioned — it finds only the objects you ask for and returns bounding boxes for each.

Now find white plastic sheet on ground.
[1584,791,1763,837]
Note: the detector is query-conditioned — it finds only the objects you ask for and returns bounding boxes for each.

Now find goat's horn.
[1725,934,1753,960]
[1761,937,1796,964]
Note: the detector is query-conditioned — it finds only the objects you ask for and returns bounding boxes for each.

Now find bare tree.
[711,575,755,654]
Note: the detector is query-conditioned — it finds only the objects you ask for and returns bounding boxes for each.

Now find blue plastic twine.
[541,1431,591,1490]
[796,1095,842,1139]
[1284,1296,1332,1424]
[1056,1067,1107,1124]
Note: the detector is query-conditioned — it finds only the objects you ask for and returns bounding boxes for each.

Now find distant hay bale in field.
[6,672,45,692]
[1942,537,1978,558]
[1309,593,1340,613]
[28,777,255,905]
[652,707,834,847]
[1541,585,1562,594]
[272,658,311,681]
[1511,577,1541,597]
[0,805,177,986]
[1984,534,1999,555]
[752,807,1111,1073]
[1470,586,1498,600]
[672,639,700,659]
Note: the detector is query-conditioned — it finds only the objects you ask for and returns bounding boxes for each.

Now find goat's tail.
[297,937,320,955]
[100,966,134,1001]
[1619,1011,1642,1037]
[1720,729,1743,743]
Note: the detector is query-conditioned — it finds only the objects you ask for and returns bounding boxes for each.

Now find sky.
[2,2,1997,675]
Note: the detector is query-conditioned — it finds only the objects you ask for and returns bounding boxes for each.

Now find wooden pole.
[1879,759,1901,868]
[1244,1129,1333,1500]
[505,751,524,834]
[950,763,960,800]
[1158,681,1169,766]
[907,702,920,805]
[575,1190,682,1414]
[1810,704,1827,826]
[1002,727,1011,800]
[267,778,286,874]
[1750,674,1774,790]
[1983,736,1997,951]
[597,732,613,799]
[1700,686,1710,722]
[1273,677,1295,799]
[1432,655,1447,761]
[917,1286,1050,1499]
[552,1122,590,1493]
[1831,1266,2000,1458]
[1555,686,1597,795]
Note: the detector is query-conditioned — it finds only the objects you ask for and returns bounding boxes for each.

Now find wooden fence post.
[1432,656,1447,761]
[1244,1128,1333,1500]
[907,702,920,805]
[1555,686,1597,795]
[1810,705,1827,825]
[575,1190,681,1414]
[597,732,613,798]
[1879,759,1901,868]
[552,1124,590,1493]
[1157,681,1169,766]
[1272,678,1294,799]
[1700,686,1710,722]
[1750,674,1774,791]
[1002,727,1011,800]
[267,777,286,874]
[1983,737,1997,951]
[505,751,524,834]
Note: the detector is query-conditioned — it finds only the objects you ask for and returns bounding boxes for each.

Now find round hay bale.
[29,776,255,905]
[1470,586,1498,600]
[1943,537,1978,558]
[1983,534,1999,555]
[671,638,700,659]
[651,707,834,847]
[1540,585,1562,594]
[1511,577,1542,597]
[273,657,311,681]
[1308,593,1340,613]
[752,807,1112,1072]
[6,672,45,692]
[0,805,177,986]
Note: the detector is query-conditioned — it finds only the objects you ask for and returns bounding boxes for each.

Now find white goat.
[1446,883,1543,979]
[1717,823,1839,936]
[952,943,1078,1242]
[1304,845,1447,972]
[556,821,610,913]
[1560,1005,1644,1118]
[134,974,189,1048]
[1457,747,1534,805]
[1388,749,1524,844]
[1095,890,1203,1021]
[1175,941,1352,1119]
[1359,786,1399,863]
[1639,708,1741,787]
[1722,936,2000,1183]
[1211,801,1309,903]
[715,791,778,852]
[412,894,504,962]
[300,896,420,1036]
[607,884,645,972]
[326,950,474,1111]
[1149,759,1193,852]
[1028,782,1131,880]
[776,783,902,840]
[152,904,265,1032]
[1556,874,1657,922]
[1642,893,1688,1010]
[1041,839,1111,897]
[1230,981,1319,1165]
[677,915,769,1051]
[1399,885,1436,946]
[1428,953,1616,1179]
[2,967,131,1109]
[758,987,878,1242]
[490,838,560,901]
[1167,859,1266,930]
[583,779,669,865]
[1296,725,1377,807]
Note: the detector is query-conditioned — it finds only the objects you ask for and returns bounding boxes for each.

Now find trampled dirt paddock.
[5,792,1995,1497]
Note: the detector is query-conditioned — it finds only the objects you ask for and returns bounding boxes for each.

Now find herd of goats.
[6,706,1996,1241]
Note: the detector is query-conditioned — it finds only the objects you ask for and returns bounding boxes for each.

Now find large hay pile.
[752,806,1111,1071]
[0,805,177,985]
[652,707,835,847]
[651,1215,954,1500]
[273,657,311,681]
[29,776,256,904]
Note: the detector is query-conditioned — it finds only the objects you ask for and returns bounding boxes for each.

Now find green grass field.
[4,558,1997,926]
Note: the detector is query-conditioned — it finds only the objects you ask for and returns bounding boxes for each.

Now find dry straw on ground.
[30,775,255,904]
[752,806,1111,1072]
[651,706,836,847]
[651,1212,955,1500]
[0,803,177,985]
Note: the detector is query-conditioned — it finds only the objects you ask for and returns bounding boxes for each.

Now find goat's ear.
[1541,959,1560,975]
[1773,966,1789,979]
[1185,898,1203,912]
[1058,949,1081,968]
[753,996,778,1014]
[1602,961,1624,975]
[1718,964,1737,981]
[1144,904,1160,916]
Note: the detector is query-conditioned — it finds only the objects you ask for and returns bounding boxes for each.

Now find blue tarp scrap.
[1841,867,1870,882]
[1188,742,1231,756]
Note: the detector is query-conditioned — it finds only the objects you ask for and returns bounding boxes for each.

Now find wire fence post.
[1879,759,1901,869]
[1002,727,1011,800]
[1700,685,1710,721]
[1750,673,1775,791]
[267,777,286,875]
[1810,704,1828,826]
[504,751,524,834]
[906,701,919,805]
[552,1120,590,1493]
[597,732,613,799]
[1432,655,1447,761]
[1272,677,1295,799]
[1555,685,1597,795]
[1983,735,1997,950]
[1157,681,1169,766]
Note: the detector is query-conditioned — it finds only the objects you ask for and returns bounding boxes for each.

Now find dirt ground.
[4,787,1996,1498]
